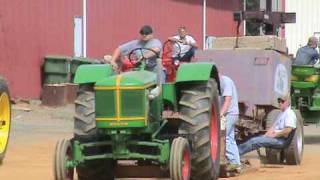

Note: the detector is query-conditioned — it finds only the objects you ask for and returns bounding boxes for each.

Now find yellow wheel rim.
[0,92,10,154]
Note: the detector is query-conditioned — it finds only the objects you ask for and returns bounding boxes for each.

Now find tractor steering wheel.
[128,48,159,67]
[162,40,182,60]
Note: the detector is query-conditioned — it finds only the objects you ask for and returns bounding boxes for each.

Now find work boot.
[225,163,242,173]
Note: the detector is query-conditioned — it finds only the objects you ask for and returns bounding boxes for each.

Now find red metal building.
[0,0,241,99]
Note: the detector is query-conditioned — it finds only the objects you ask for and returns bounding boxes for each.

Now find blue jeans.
[173,47,196,62]
[226,114,241,165]
[238,135,286,156]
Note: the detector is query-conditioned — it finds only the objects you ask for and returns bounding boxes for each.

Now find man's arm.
[168,36,183,43]
[106,47,122,70]
[189,41,198,48]
[274,127,293,138]
[186,36,198,48]
[188,39,198,48]
[264,127,275,137]
[143,47,161,59]
[220,96,231,117]
[110,47,121,63]
[265,127,293,138]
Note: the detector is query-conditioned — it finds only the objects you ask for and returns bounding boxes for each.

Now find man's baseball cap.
[277,93,290,102]
[139,25,153,35]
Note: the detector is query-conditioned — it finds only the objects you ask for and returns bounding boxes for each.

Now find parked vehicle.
[196,49,304,165]
[291,64,320,124]
[54,48,221,180]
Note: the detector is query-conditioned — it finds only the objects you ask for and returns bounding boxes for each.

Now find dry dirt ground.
[0,102,320,180]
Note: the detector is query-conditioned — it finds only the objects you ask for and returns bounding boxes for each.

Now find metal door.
[74,17,83,57]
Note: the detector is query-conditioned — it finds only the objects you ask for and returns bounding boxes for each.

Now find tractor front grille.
[95,87,148,128]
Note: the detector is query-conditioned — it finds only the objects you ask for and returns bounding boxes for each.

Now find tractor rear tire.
[74,85,115,180]
[179,79,220,180]
[170,137,191,180]
[0,78,11,165]
[284,110,304,165]
[265,109,282,164]
[54,139,74,180]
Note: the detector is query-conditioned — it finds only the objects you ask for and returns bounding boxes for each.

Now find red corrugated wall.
[0,0,82,99]
[0,0,240,99]
[87,0,241,57]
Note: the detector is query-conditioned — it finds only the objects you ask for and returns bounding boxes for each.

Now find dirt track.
[0,102,320,180]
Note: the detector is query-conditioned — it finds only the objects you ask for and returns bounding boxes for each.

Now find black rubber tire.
[74,85,115,180]
[54,139,74,180]
[74,86,96,137]
[0,78,11,165]
[179,79,220,180]
[285,110,304,165]
[170,137,191,180]
[265,109,282,164]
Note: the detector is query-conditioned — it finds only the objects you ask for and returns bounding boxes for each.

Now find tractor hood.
[95,70,157,87]
[94,70,157,129]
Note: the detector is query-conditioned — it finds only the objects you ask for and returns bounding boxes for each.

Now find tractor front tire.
[0,78,11,165]
[74,85,115,180]
[179,79,220,180]
[170,137,191,180]
[285,110,304,165]
[54,139,74,180]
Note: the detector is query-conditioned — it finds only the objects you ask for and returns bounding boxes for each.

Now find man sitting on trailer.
[294,36,319,65]
[238,94,297,156]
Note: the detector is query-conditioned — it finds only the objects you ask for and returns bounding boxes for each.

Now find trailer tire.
[179,79,220,180]
[265,109,282,164]
[285,110,304,165]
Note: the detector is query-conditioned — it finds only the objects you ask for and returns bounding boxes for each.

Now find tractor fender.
[176,62,220,93]
[74,64,114,84]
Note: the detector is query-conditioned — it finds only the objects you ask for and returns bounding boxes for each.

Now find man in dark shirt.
[294,36,319,65]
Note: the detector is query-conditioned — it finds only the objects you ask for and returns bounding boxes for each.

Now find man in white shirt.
[168,26,198,62]
[238,94,297,155]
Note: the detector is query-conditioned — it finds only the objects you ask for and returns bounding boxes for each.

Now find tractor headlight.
[305,75,319,82]
[291,75,298,81]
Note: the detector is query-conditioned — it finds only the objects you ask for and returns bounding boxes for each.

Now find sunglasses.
[277,99,285,104]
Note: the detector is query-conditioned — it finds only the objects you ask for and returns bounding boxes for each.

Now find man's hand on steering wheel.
[128,48,159,67]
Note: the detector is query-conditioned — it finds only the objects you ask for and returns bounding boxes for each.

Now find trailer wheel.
[54,139,74,180]
[265,109,282,164]
[170,137,191,180]
[74,85,115,180]
[0,79,11,164]
[179,79,220,180]
[285,110,304,165]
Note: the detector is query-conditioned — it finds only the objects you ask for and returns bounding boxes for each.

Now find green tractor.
[291,64,320,124]
[54,48,221,180]
[0,77,11,164]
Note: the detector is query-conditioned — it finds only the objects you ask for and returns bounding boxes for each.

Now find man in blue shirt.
[108,25,162,72]
[294,36,319,65]
[219,74,241,171]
